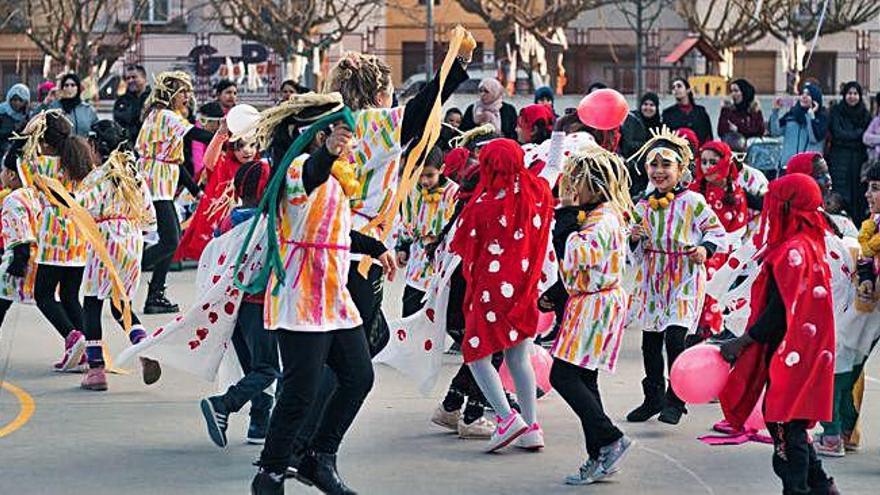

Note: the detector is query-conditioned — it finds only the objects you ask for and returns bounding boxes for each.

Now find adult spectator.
[460,78,517,139]
[0,83,30,149]
[769,83,828,172]
[636,92,662,135]
[662,77,713,145]
[215,79,238,114]
[718,78,765,139]
[279,79,310,102]
[863,92,880,162]
[113,64,151,142]
[828,81,871,223]
[50,73,98,136]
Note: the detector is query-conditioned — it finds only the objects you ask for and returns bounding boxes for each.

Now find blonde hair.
[145,71,193,111]
[327,52,392,111]
[562,142,634,217]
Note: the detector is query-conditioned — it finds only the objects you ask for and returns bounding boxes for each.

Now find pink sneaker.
[712,419,743,435]
[54,330,85,372]
[81,367,108,391]
[485,411,528,453]
[515,423,545,451]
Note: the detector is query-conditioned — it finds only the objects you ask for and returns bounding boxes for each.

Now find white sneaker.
[485,411,528,453]
[458,416,494,439]
[430,405,461,432]
[515,422,545,451]
[565,459,604,485]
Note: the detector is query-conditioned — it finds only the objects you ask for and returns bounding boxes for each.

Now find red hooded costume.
[450,138,554,363]
[720,173,835,428]
[785,152,820,176]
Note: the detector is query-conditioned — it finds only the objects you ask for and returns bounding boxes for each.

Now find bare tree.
[19,0,146,78]
[764,0,880,41]
[209,0,381,64]
[675,0,768,50]
[612,0,676,96]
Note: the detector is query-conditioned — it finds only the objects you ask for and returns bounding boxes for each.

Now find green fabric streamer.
[233,107,356,295]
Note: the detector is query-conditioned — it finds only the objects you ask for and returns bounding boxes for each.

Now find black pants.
[34,264,84,339]
[401,285,426,318]
[641,326,687,408]
[225,302,279,415]
[82,296,143,341]
[142,200,179,292]
[259,327,374,473]
[768,420,833,495]
[0,298,12,328]
[551,358,623,459]
[347,262,388,356]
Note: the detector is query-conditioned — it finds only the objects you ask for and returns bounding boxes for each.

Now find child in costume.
[137,71,213,314]
[248,93,395,495]
[689,140,748,338]
[396,146,459,317]
[549,143,634,485]
[719,173,839,495]
[19,110,93,371]
[200,160,279,448]
[626,127,727,425]
[78,120,158,390]
[0,144,38,328]
[449,138,555,452]
[176,121,262,261]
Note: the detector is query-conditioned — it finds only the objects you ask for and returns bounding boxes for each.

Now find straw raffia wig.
[629,125,694,171]
[145,71,193,110]
[252,92,345,152]
[562,142,635,217]
[327,52,392,111]
[449,123,497,150]
[97,148,153,226]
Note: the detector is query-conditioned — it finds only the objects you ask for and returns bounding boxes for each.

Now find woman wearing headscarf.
[769,82,828,169]
[662,77,713,145]
[49,73,98,137]
[636,92,662,135]
[0,84,30,149]
[828,81,871,224]
[718,79,765,139]
[460,78,517,139]
[863,92,880,162]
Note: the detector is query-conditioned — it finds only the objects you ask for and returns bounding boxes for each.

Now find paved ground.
[1,270,878,495]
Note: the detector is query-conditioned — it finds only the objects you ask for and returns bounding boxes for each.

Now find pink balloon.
[499,343,554,398]
[744,390,766,431]
[670,344,730,404]
[577,89,629,130]
[537,312,555,336]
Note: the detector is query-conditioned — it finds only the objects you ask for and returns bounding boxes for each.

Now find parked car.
[398,68,534,100]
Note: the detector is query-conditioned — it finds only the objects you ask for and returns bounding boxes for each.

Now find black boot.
[144,287,179,314]
[626,378,665,422]
[250,468,284,495]
[292,451,357,495]
[658,386,688,425]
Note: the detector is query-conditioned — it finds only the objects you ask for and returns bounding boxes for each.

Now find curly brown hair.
[327,53,392,111]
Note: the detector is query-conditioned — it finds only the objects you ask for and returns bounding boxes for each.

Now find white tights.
[467,339,537,424]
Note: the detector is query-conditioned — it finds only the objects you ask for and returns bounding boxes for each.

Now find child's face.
[700,149,725,185]
[647,155,682,193]
[234,141,257,163]
[813,158,832,193]
[0,168,20,189]
[577,183,601,205]
[419,165,441,190]
[516,121,532,144]
[866,180,880,214]
[445,112,462,128]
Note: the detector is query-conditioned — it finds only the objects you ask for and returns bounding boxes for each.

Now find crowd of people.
[0,25,878,495]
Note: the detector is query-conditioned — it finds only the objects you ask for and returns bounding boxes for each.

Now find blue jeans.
[222,302,279,416]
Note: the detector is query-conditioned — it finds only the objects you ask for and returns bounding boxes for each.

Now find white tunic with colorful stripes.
[78,166,157,299]
[22,155,88,266]
[630,190,727,333]
[349,107,405,253]
[397,179,459,291]
[136,109,193,200]
[264,154,362,332]
[551,204,627,371]
[0,188,39,303]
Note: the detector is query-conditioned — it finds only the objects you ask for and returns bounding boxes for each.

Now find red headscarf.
[450,139,555,363]
[785,151,821,176]
[691,140,747,232]
[693,140,738,186]
[443,147,470,182]
[518,104,555,140]
[676,127,700,151]
[721,173,834,427]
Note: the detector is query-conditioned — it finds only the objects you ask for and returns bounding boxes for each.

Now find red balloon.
[577,89,629,130]
[670,344,730,404]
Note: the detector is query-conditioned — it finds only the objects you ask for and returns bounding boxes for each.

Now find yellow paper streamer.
[356,25,472,277]
[31,174,132,333]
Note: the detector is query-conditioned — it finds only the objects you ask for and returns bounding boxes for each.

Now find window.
[134,0,171,24]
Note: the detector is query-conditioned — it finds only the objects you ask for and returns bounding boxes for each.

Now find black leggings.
[769,420,833,494]
[0,298,12,329]
[82,296,143,342]
[259,328,374,473]
[142,200,180,292]
[34,264,84,339]
[550,358,623,459]
[347,261,388,356]
[642,326,687,408]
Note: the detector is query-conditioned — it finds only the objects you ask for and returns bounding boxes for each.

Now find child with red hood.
[719,173,839,495]
[690,140,749,336]
[450,138,556,452]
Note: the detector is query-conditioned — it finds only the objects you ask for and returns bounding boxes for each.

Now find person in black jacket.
[662,77,713,145]
[459,78,517,139]
[113,64,151,142]
[828,81,872,224]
